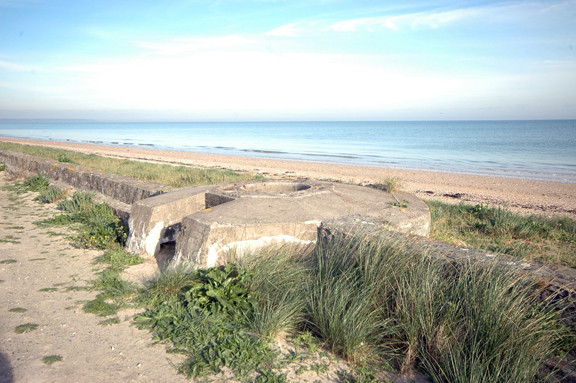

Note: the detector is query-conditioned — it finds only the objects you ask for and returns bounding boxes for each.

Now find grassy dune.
[0,141,262,187]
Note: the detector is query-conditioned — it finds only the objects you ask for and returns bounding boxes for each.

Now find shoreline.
[1,136,575,215]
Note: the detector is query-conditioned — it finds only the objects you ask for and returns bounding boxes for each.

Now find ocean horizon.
[1,119,575,183]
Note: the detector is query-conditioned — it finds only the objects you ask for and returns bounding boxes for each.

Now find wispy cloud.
[328,8,482,32]
[0,60,35,72]
[266,22,306,37]
[265,6,484,37]
[266,0,576,36]
[134,35,257,55]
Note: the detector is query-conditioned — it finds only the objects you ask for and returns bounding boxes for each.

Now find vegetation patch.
[134,235,569,382]
[369,176,401,193]
[39,287,58,292]
[83,299,120,317]
[15,323,39,334]
[98,317,120,326]
[42,355,63,365]
[9,307,27,313]
[35,185,67,204]
[389,200,409,208]
[427,201,576,267]
[0,235,20,244]
[0,259,17,264]
[94,248,143,271]
[0,142,263,187]
[36,191,128,249]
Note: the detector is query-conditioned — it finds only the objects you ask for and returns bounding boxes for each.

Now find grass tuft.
[83,298,120,317]
[39,287,58,292]
[42,355,63,365]
[35,185,66,204]
[15,323,39,334]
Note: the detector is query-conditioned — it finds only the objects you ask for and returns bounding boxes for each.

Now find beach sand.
[1,136,574,215]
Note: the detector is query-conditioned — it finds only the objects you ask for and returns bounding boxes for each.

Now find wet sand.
[1,136,574,215]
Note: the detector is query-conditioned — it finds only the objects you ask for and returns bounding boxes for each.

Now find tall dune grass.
[427,200,576,267]
[0,141,262,187]
[136,233,568,381]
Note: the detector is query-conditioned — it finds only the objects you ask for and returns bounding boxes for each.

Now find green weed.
[0,162,6,171]
[42,355,63,365]
[99,317,120,326]
[0,236,20,244]
[135,263,279,379]
[39,287,58,292]
[83,298,119,317]
[23,174,50,191]
[57,153,73,163]
[35,185,66,204]
[15,323,39,333]
[92,268,138,301]
[9,307,27,313]
[255,370,288,382]
[389,200,409,208]
[94,248,143,271]
[0,259,17,264]
[37,191,128,249]
[370,176,401,193]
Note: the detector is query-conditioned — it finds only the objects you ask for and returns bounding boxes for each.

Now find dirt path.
[0,172,189,383]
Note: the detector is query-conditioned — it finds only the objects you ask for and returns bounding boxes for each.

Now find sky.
[0,0,575,121]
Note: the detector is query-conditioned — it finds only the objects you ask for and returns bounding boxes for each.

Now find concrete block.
[126,185,222,257]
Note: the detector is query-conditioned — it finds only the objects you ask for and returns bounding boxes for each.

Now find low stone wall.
[0,150,172,205]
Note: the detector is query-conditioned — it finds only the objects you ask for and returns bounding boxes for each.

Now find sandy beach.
[1,136,574,215]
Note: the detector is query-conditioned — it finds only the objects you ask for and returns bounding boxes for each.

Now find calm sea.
[1,120,575,183]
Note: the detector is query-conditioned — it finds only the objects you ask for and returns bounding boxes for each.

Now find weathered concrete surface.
[173,181,430,267]
[0,150,171,204]
[126,185,221,257]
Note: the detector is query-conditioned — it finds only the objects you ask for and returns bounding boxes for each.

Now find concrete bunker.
[126,180,431,268]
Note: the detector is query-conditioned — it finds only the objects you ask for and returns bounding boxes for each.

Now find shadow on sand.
[0,350,14,383]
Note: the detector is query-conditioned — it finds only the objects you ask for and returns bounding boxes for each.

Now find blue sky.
[0,0,575,121]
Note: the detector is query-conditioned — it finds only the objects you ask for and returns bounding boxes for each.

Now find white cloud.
[0,60,35,72]
[266,22,307,37]
[268,0,576,35]
[49,49,470,114]
[328,7,483,32]
[134,35,257,55]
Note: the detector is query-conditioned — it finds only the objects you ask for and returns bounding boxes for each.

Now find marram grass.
[133,234,568,382]
[427,200,576,267]
[0,141,262,187]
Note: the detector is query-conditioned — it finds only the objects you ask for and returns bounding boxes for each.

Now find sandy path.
[0,172,189,383]
[1,137,574,215]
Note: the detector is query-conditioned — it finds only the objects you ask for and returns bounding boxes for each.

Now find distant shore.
[1,136,575,215]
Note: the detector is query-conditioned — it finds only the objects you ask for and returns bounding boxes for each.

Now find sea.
[0,120,575,183]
